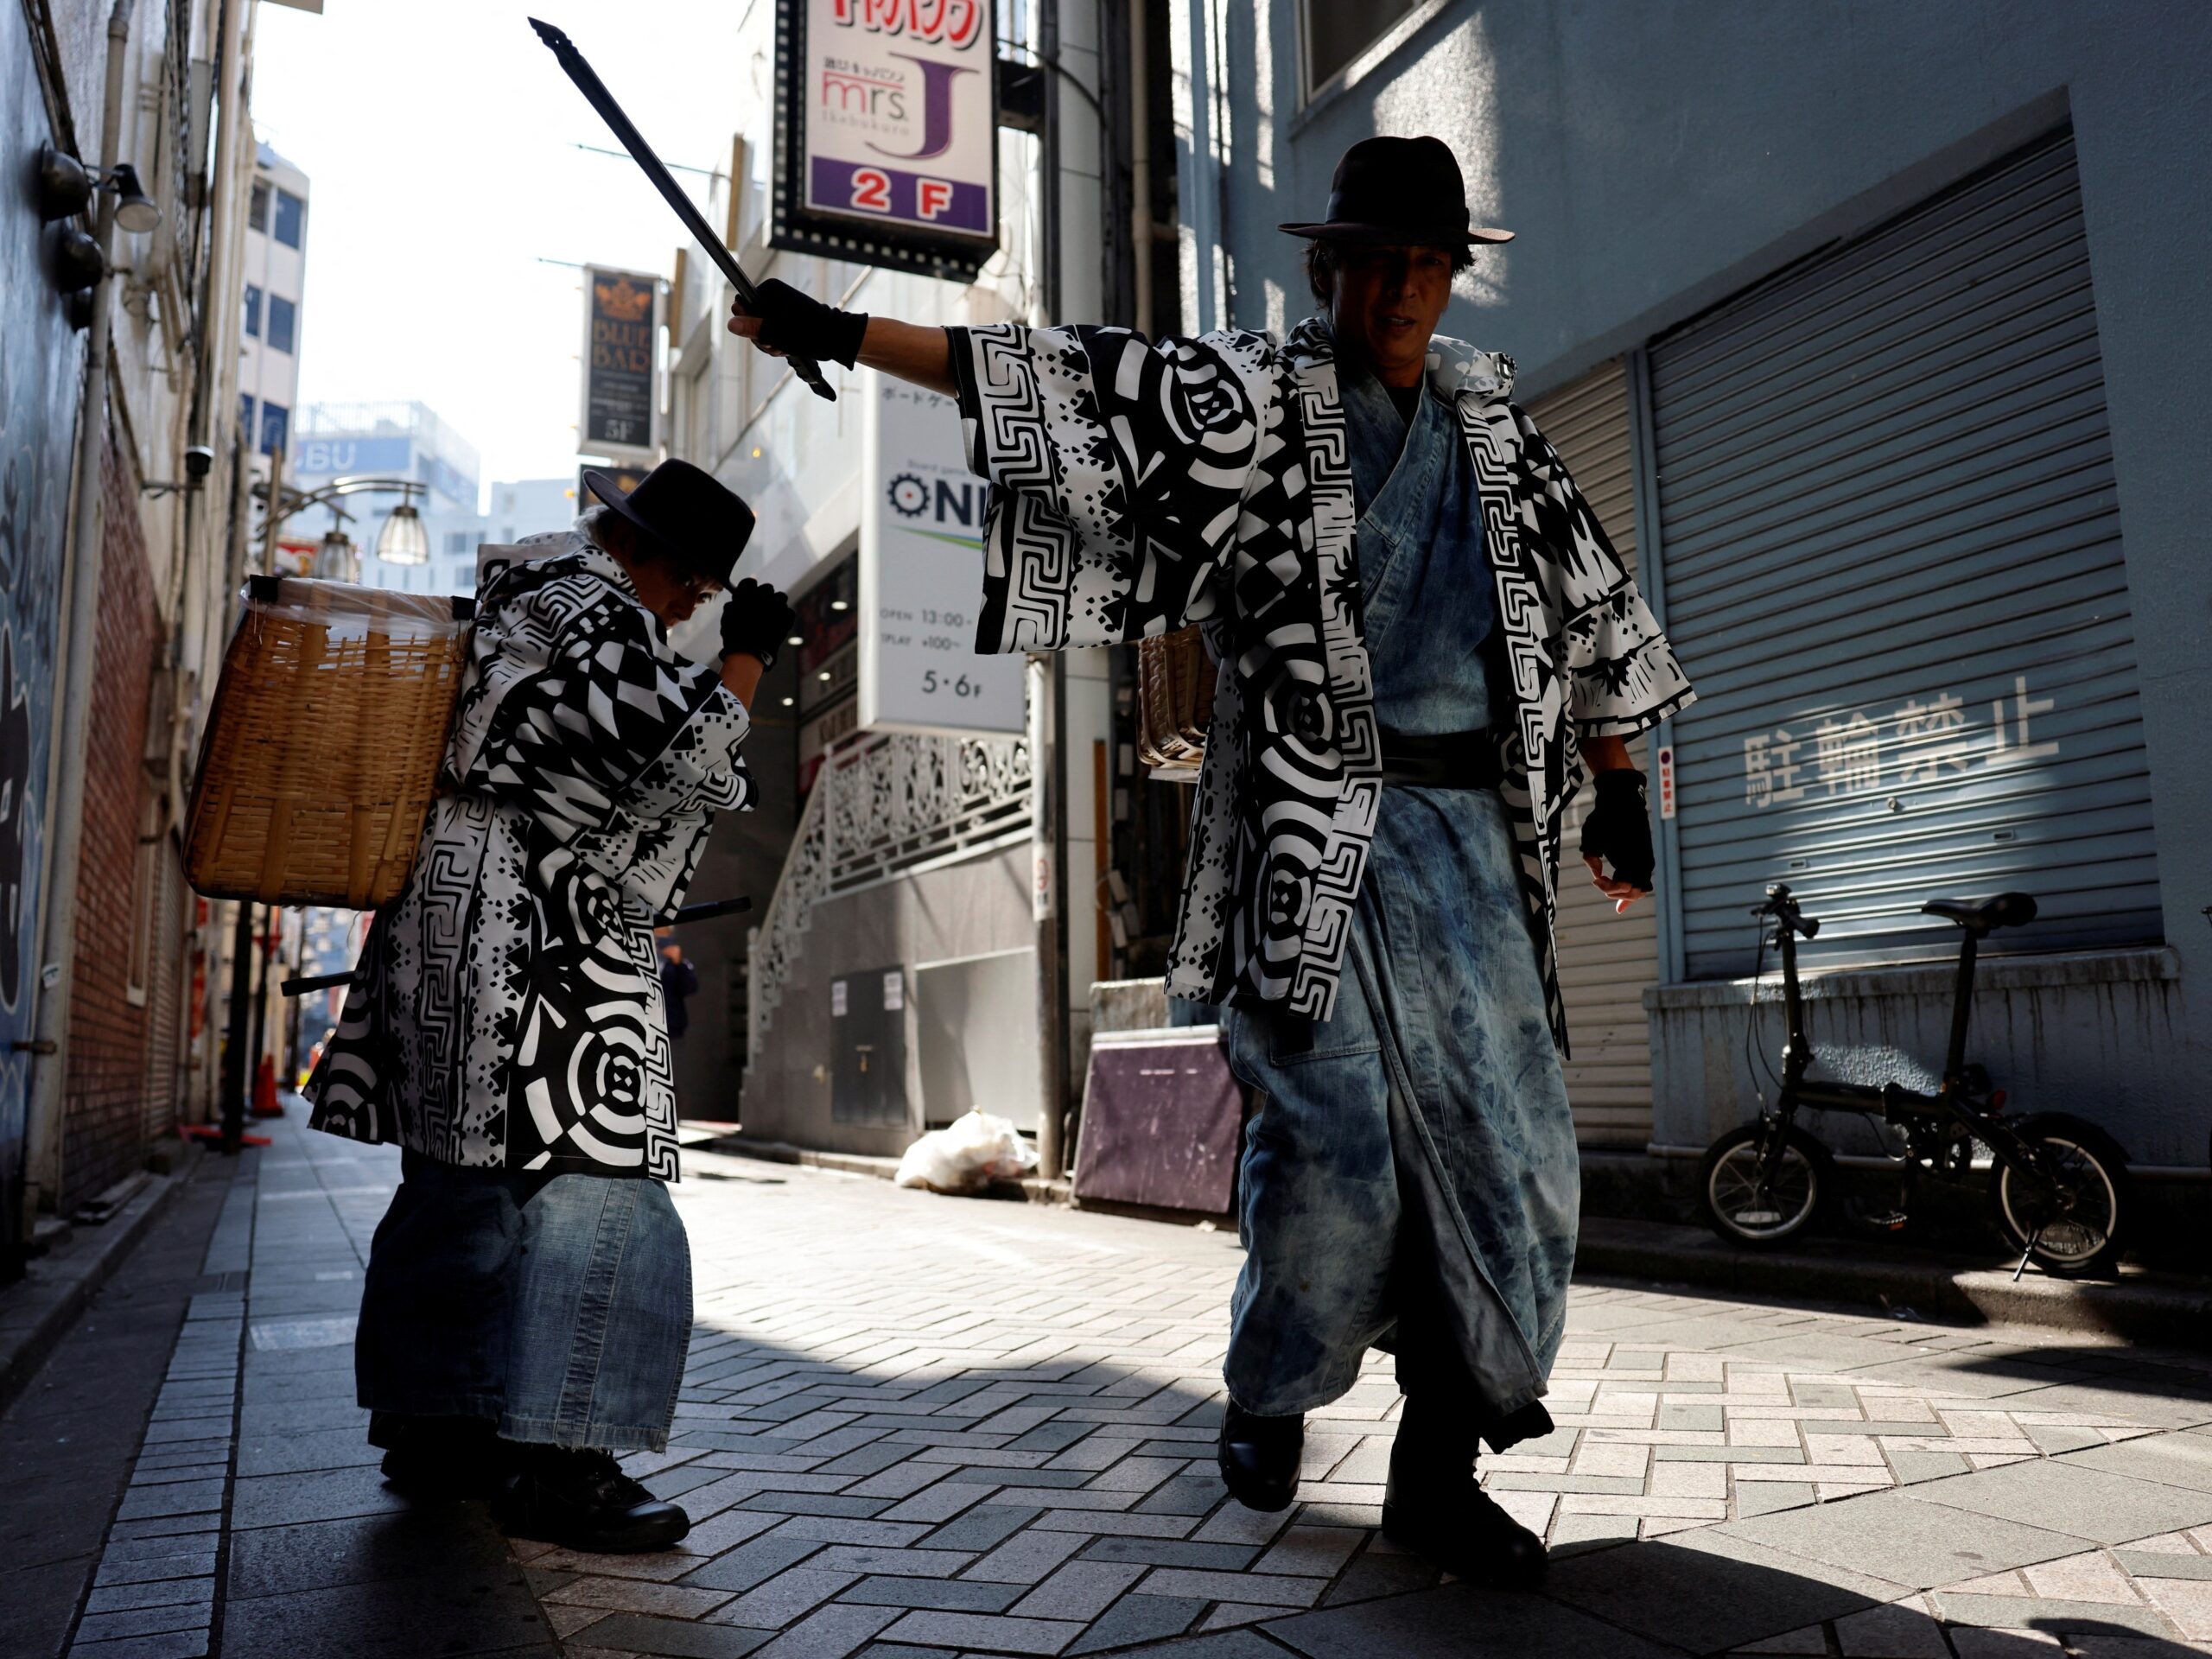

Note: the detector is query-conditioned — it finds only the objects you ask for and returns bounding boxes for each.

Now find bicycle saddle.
[1923,893,2038,933]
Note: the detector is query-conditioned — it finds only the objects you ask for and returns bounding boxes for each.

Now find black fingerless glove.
[720,578,796,669]
[743,278,870,370]
[1581,769,1655,890]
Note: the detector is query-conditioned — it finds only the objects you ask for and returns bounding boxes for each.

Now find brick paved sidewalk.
[19,1107,2212,1657]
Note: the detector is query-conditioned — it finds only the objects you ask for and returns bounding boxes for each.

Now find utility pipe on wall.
[23,0,137,1221]
[1128,0,1153,338]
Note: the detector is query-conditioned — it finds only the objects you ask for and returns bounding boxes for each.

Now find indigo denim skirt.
[356,1152,694,1452]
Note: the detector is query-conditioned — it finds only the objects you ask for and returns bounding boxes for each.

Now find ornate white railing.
[747,730,1030,1059]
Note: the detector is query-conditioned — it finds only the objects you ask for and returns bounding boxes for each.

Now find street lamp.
[255,474,429,581]
[312,525,359,581]
[373,501,429,565]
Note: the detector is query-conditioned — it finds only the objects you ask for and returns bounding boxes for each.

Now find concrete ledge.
[0,1150,198,1413]
[698,1135,1072,1205]
[1577,1215,2212,1351]
[1647,945,2180,1010]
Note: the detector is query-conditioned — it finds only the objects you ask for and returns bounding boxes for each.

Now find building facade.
[1168,1,2210,1194]
[4,0,282,1259]
[486,476,579,546]
[650,0,1122,1160]
[237,142,307,469]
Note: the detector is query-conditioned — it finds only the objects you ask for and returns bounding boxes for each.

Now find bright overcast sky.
[252,0,766,499]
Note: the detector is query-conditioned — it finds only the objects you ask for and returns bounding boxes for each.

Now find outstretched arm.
[728,285,955,396]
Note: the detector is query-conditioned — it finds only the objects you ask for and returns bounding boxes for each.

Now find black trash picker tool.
[528,17,836,404]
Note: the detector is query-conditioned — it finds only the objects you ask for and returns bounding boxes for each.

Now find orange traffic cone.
[251,1054,283,1117]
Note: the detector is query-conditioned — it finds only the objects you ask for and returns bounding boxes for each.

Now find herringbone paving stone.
[137,1114,2212,1658]
[496,1147,2212,1656]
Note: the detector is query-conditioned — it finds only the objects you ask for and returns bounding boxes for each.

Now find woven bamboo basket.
[184,576,474,909]
[1136,626,1211,776]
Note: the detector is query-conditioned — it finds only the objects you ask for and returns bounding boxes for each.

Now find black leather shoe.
[497,1446,690,1553]
[1217,1402,1304,1513]
[375,1415,512,1502]
[1381,1466,1548,1588]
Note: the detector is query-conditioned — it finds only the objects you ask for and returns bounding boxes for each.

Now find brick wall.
[56,431,161,1211]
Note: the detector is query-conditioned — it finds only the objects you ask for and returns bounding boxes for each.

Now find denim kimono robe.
[950,318,1694,1427]
[308,532,753,1180]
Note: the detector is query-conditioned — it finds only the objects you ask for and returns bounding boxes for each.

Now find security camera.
[183,445,214,481]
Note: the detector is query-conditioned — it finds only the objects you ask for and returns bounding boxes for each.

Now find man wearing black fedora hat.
[731,135,1693,1586]
[308,460,794,1551]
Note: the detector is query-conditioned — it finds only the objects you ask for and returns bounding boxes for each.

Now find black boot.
[496,1445,690,1553]
[373,1414,512,1502]
[1382,1395,1546,1588]
[1217,1401,1304,1513]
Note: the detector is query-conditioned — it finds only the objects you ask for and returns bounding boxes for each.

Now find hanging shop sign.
[772,0,999,278]
[578,267,660,461]
[857,372,1023,739]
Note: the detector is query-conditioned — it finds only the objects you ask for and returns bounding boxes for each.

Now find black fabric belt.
[1377,729,1501,790]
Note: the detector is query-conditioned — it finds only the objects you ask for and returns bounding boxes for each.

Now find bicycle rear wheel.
[1701,1122,1830,1246]
[1990,1113,2130,1276]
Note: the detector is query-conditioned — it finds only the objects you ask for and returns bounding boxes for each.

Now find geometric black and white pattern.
[950,318,1694,1043]
[308,532,753,1179]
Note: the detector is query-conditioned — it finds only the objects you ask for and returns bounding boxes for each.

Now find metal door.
[1528,359,1660,1147]
[830,965,908,1126]
[1652,129,2158,978]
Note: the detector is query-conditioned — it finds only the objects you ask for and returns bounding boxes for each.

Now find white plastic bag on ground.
[894,1109,1039,1194]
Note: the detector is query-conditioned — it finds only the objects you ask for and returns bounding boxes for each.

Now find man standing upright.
[731,137,1692,1586]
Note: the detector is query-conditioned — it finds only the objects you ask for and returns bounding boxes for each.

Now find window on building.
[243,283,262,338]
[259,400,289,459]
[239,391,254,438]
[266,294,296,354]
[445,531,473,556]
[249,180,270,232]
[1301,0,1418,101]
[273,188,304,248]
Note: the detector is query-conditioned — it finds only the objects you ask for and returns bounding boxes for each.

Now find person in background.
[306,461,794,1553]
[657,928,697,1043]
[729,137,1693,1586]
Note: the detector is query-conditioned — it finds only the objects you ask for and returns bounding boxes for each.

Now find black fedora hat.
[1278,135,1511,247]
[583,459,756,585]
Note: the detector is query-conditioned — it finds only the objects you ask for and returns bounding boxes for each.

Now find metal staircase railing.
[747,728,1029,1060]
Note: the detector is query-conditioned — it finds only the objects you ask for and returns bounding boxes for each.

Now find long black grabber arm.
[528,17,836,404]
[280,896,753,997]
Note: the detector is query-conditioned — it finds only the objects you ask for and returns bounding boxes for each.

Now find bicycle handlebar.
[1751,883,1821,938]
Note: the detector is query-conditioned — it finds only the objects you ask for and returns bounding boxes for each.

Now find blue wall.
[1,0,88,1248]
[1185,0,2212,1163]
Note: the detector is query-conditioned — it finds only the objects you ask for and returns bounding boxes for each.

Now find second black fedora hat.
[583,460,756,585]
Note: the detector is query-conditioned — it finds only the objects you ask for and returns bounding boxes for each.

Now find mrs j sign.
[772,0,1000,277]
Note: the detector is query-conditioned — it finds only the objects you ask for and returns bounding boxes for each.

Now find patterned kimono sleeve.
[622,689,753,821]
[451,573,738,844]
[945,322,1267,652]
[1513,409,1695,738]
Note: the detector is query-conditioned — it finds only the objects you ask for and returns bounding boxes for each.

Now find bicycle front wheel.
[1991,1113,2130,1276]
[1701,1122,1830,1246]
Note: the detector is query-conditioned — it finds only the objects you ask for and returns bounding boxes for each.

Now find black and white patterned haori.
[949,318,1694,1041]
[307,532,753,1179]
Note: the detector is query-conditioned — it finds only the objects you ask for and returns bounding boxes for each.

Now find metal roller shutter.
[1652,129,2158,980]
[1529,360,1658,1147]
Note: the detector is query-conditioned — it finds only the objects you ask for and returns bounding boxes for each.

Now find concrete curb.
[0,1152,197,1413]
[695,1135,1071,1204]
[1577,1216,2212,1351]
